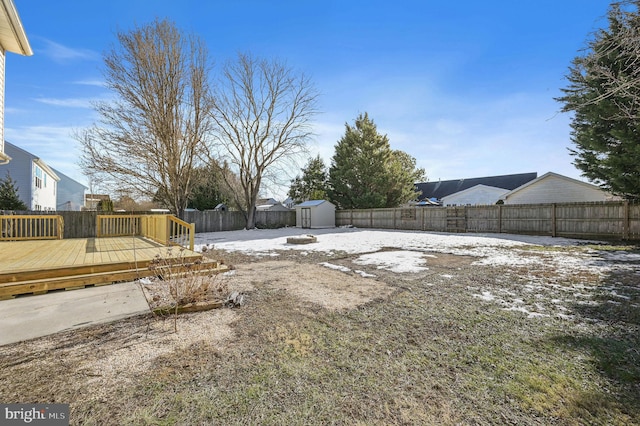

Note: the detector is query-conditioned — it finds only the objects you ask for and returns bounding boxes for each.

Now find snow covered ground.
[194,226,637,272]
[194,227,640,321]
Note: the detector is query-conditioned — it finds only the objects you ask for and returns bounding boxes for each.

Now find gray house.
[0,141,59,211]
[52,168,87,211]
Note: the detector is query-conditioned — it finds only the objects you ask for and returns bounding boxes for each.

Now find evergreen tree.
[328,113,424,209]
[188,165,230,210]
[386,150,426,207]
[288,155,328,203]
[0,172,28,211]
[557,1,640,199]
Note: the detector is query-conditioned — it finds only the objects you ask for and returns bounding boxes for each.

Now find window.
[35,166,43,189]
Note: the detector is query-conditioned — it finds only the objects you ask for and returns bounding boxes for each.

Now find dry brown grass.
[0,246,638,425]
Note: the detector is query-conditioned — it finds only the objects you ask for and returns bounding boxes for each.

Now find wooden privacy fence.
[97,214,195,250]
[1,210,295,238]
[0,215,64,241]
[336,201,640,241]
[182,209,296,233]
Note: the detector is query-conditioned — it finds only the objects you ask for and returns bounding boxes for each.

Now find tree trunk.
[245,206,256,229]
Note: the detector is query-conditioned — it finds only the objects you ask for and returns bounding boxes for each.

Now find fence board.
[3,202,639,241]
[1,210,293,238]
[337,201,640,241]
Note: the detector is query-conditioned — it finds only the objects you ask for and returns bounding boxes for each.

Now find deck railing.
[96,215,141,237]
[168,216,195,251]
[0,215,64,241]
[97,214,194,250]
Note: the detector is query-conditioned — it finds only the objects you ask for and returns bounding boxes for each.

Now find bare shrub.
[147,247,229,316]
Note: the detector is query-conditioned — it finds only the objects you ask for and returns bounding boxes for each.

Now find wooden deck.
[0,237,224,299]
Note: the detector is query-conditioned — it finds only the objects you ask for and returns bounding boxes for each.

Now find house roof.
[256,203,291,211]
[441,184,509,201]
[415,172,537,201]
[500,172,605,200]
[5,140,60,180]
[0,0,32,55]
[85,193,111,201]
[257,197,279,206]
[51,168,89,190]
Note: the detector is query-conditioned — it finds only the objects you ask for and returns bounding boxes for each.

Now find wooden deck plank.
[0,237,202,276]
[52,239,81,267]
[0,236,211,298]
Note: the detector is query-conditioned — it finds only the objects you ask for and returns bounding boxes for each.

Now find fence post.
[369,209,373,228]
[551,203,557,238]
[623,201,630,240]
[497,205,502,234]
[58,216,64,239]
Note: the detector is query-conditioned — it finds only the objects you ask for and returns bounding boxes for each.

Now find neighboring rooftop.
[415,172,538,202]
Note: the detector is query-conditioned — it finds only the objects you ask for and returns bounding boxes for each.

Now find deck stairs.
[0,255,230,299]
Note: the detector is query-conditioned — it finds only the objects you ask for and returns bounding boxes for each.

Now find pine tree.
[557,1,640,199]
[187,165,230,210]
[328,113,424,209]
[288,155,328,203]
[0,172,28,211]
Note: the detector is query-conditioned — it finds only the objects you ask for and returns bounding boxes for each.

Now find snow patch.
[353,250,429,273]
[319,262,351,273]
[473,291,496,302]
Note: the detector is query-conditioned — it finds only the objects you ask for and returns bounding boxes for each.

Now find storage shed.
[295,200,336,228]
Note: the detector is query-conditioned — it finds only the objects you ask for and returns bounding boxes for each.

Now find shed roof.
[416,172,537,201]
[296,200,333,208]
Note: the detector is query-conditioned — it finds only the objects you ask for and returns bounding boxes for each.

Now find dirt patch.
[3,258,396,403]
[78,308,237,400]
[220,260,396,311]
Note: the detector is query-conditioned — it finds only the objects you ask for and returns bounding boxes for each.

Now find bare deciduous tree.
[78,19,213,218]
[207,53,319,229]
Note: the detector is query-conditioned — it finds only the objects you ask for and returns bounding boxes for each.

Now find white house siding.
[502,173,615,205]
[31,163,57,210]
[442,184,508,206]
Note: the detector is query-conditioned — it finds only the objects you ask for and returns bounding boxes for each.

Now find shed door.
[301,208,312,228]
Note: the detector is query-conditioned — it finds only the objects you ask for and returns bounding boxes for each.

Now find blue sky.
[7,0,612,198]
